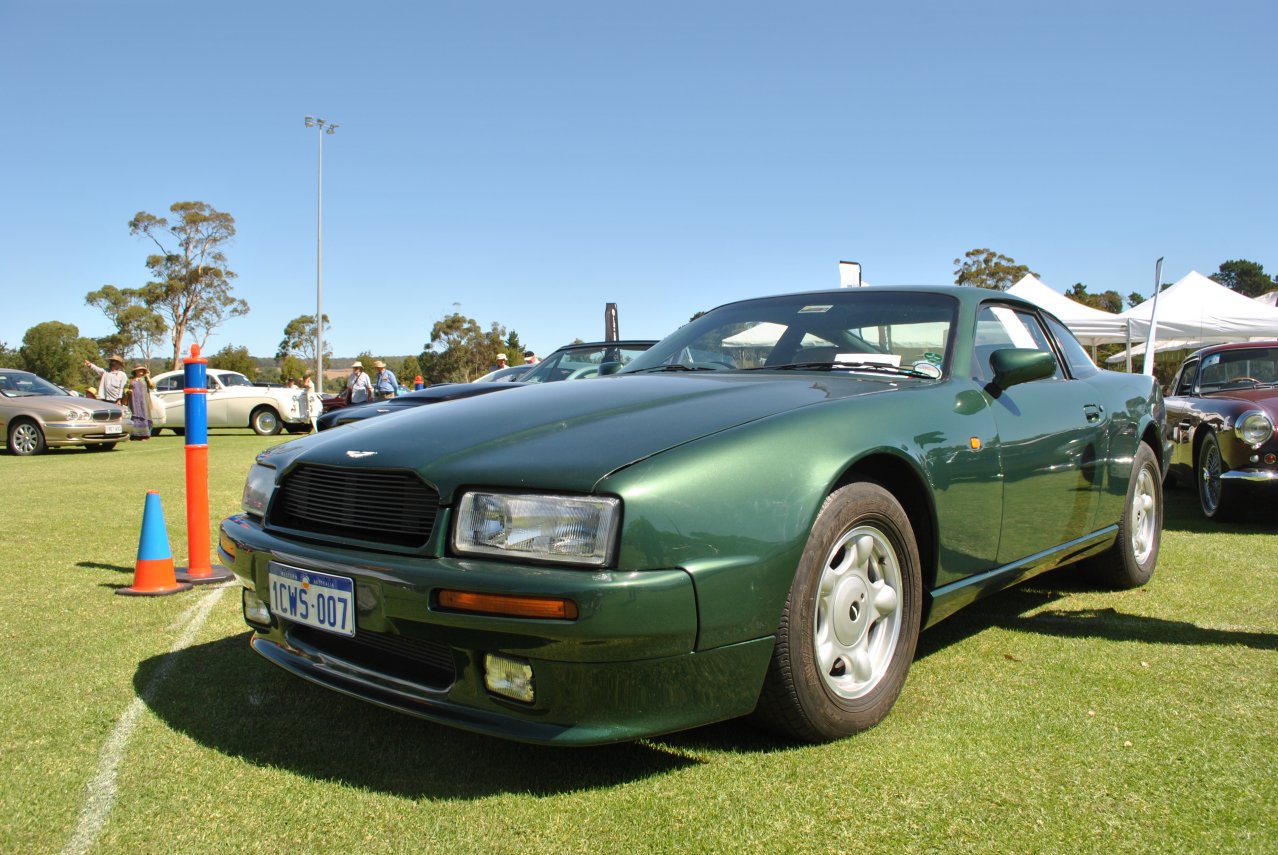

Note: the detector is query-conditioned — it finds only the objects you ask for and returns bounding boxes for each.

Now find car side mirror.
[990,348,1056,390]
[598,362,623,376]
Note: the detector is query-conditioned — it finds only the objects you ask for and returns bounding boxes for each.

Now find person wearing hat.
[84,354,128,404]
[523,349,539,365]
[124,364,156,440]
[372,359,398,400]
[345,360,374,404]
[491,353,509,371]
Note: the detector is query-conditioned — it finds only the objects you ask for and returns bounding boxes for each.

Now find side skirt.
[923,526,1117,629]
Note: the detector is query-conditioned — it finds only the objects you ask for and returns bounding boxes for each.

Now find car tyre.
[1087,442,1161,589]
[754,482,921,742]
[250,407,282,436]
[1197,431,1240,521]
[7,419,46,456]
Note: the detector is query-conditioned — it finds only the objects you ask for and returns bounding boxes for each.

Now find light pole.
[304,116,338,390]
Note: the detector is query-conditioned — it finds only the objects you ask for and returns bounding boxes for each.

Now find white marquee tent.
[1006,275,1128,344]
[1118,270,1278,341]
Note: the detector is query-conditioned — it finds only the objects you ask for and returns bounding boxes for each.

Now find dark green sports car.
[220,286,1166,745]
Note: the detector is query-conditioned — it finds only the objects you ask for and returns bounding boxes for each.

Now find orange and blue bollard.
[175,343,232,585]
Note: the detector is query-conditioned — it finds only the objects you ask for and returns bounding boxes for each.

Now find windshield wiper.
[630,363,726,373]
[745,361,940,379]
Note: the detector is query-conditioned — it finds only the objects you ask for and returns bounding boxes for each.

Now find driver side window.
[1174,361,1198,396]
[972,305,1062,383]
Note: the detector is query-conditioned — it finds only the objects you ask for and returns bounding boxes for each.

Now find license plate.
[268,562,355,637]
[105,424,122,435]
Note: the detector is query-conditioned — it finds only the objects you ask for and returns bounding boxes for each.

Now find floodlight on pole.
[304,115,337,390]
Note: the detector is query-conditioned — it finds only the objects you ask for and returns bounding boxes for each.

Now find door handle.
[1083,404,1104,423]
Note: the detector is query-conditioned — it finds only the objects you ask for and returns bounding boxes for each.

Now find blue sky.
[2,1,1275,362]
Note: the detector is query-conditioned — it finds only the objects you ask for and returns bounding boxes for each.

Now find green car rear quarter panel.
[227,286,1161,743]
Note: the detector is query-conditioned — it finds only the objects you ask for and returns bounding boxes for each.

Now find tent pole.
[1142,257,1165,376]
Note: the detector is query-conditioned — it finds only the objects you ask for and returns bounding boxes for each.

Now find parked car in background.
[475,365,530,383]
[221,286,1165,746]
[0,369,126,455]
[316,382,524,431]
[517,340,656,383]
[151,368,319,435]
[1164,340,1278,520]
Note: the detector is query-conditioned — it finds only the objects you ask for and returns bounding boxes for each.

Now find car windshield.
[520,344,653,383]
[0,371,67,397]
[1197,348,1278,391]
[218,372,254,388]
[623,291,957,377]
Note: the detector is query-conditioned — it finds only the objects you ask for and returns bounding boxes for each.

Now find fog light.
[1267,454,1276,465]
[243,588,272,627]
[484,653,535,703]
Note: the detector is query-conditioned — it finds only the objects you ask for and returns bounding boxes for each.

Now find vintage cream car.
[152,368,319,435]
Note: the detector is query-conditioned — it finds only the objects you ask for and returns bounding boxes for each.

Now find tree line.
[3,203,1275,389]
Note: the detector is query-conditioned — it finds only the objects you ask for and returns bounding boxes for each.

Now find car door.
[1163,357,1201,471]
[204,373,232,427]
[155,373,186,427]
[975,304,1109,564]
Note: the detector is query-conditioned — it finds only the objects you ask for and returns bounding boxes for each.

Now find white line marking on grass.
[63,585,230,855]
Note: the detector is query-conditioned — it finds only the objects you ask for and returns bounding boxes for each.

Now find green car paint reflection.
[220,286,1166,745]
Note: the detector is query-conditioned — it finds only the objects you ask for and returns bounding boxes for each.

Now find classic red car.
[1164,341,1278,520]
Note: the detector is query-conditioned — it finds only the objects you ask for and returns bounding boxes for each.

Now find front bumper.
[44,421,125,446]
[219,514,773,745]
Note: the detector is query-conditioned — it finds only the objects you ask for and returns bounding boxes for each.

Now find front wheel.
[1087,442,1161,588]
[754,482,922,742]
[250,407,282,436]
[7,420,46,456]
[1197,431,1239,521]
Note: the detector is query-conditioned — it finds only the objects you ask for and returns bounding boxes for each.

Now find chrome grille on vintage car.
[289,626,455,689]
[270,464,440,548]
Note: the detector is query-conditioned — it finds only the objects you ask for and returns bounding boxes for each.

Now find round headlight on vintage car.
[1235,410,1275,447]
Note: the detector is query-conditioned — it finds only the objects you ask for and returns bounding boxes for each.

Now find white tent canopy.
[1006,275,1129,344]
[1118,270,1278,341]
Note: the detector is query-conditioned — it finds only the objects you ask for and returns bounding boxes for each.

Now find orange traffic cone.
[117,491,193,597]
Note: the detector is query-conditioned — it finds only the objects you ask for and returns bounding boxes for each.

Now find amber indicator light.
[969,437,982,450]
[438,589,579,620]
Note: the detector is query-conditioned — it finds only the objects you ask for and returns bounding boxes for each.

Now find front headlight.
[1236,410,1275,446]
[241,463,277,517]
[453,492,620,567]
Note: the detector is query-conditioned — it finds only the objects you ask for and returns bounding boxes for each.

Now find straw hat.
[351,361,363,369]
[131,365,149,375]
[373,360,386,368]
[108,354,125,366]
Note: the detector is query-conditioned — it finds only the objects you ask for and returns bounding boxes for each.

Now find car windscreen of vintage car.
[1196,347,1278,391]
[216,372,255,388]
[0,371,67,397]
[623,290,956,377]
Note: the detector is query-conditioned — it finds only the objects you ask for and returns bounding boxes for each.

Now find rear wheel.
[1197,431,1240,521]
[754,482,922,742]
[1088,442,1161,588]
[8,420,46,456]
[250,407,281,436]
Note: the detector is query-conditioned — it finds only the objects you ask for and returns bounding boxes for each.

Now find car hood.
[1203,386,1278,411]
[277,373,904,496]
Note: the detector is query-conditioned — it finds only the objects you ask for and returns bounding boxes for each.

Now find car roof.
[1187,340,1278,359]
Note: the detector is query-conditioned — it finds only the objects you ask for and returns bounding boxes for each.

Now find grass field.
[1,432,1275,854]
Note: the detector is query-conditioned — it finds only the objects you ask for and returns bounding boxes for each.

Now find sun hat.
[373,360,386,368]
[108,354,125,365]
[496,353,508,361]
[131,365,149,374]
[351,361,363,369]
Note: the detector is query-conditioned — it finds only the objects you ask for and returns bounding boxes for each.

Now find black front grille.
[91,410,121,422]
[270,464,440,548]
[290,625,455,689]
